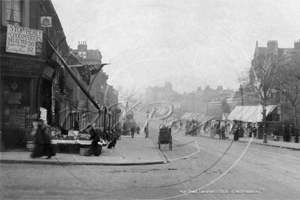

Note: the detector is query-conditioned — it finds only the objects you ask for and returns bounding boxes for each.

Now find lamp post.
[146,110,149,138]
[103,106,107,140]
[108,108,111,135]
[240,84,244,106]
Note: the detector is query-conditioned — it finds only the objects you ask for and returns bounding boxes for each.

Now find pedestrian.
[272,128,278,141]
[144,126,149,138]
[74,120,79,131]
[136,125,140,135]
[86,124,101,156]
[30,119,55,159]
[232,120,240,141]
[130,126,135,138]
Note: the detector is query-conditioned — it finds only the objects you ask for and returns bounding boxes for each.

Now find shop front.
[1,55,45,148]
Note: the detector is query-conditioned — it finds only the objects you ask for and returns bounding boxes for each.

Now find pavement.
[0,135,167,166]
[197,130,300,150]
[1,126,299,166]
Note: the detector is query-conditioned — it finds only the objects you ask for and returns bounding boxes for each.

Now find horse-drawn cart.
[158,124,172,150]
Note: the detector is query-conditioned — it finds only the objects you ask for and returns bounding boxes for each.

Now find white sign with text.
[6,24,43,56]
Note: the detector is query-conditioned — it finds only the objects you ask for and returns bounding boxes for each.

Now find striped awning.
[180,112,193,120]
[227,105,277,123]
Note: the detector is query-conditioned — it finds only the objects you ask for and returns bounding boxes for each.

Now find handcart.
[158,124,172,150]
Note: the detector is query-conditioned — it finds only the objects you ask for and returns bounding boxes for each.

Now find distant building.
[145,82,182,103]
[181,86,235,118]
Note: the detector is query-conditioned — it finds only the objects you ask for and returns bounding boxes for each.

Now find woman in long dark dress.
[30,120,55,159]
[85,124,101,156]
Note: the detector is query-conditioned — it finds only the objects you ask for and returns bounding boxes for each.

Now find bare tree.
[243,54,281,138]
[115,85,139,106]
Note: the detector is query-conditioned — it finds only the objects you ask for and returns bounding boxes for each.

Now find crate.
[26,140,35,152]
[79,148,89,156]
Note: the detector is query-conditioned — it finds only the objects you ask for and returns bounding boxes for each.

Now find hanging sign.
[6,24,43,56]
[41,16,52,27]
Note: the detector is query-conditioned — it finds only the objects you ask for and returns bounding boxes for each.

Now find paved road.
[1,112,300,200]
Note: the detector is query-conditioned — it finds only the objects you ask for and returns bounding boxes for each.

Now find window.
[6,0,21,25]
[78,51,87,59]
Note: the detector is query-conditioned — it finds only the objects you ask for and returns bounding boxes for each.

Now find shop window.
[78,51,87,59]
[2,77,31,129]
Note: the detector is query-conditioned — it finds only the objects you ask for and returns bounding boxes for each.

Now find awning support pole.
[47,40,100,111]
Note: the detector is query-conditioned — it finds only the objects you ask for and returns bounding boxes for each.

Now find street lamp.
[240,84,244,106]
[103,106,107,140]
[146,110,149,138]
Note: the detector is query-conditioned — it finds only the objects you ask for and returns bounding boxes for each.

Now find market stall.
[227,105,277,123]
[227,105,278,138]
[27,125,107,154]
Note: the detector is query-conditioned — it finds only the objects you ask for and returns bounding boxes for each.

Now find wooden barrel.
[26,140,35,152]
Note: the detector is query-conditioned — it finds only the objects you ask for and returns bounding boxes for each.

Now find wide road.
[1,113,300,200]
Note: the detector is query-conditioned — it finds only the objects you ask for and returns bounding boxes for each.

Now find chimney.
[267,40,278,52]
[294,39,300,50]
[78,41,87,51]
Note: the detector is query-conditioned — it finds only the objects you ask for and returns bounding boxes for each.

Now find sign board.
[1,56,43,76]
[40,107,47,122]
[41,16,52,27]
[6,24,43,56]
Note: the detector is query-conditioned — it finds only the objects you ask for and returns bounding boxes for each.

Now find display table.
[51,139,78,145]
[51,139,106,154]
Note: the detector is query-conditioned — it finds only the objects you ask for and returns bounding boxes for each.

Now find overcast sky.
[52,0,300,94]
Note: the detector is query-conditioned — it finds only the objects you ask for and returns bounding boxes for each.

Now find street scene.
[1,0,300,200]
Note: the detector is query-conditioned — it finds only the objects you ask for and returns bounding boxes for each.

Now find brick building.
[71,41,118,129]
[0,0,70,148]
[145,82,182,103]
[181,86,235,118]
[249,40,300,124]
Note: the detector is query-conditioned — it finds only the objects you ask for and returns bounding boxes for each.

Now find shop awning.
[180,112,193,120]
[193,113,205,120]
[186,113,196,120]
[187,113,198,120]
[227,105,277,123]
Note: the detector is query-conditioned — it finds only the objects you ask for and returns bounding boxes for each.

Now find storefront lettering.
[8,62,32,70]
[2,57,42,72]
[8,25,42,37]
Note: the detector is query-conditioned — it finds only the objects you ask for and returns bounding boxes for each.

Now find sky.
[51,0,300,94]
